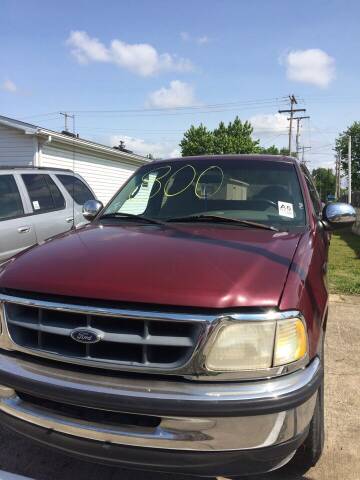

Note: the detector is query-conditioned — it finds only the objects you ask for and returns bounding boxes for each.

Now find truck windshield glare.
[103,159,306,229]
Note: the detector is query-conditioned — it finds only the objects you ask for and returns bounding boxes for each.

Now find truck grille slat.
[6,318,195,347]
[4,302,201,369]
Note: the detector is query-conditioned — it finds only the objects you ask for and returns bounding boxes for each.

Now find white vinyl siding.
[0,125,35,167]
[39,144,137,204]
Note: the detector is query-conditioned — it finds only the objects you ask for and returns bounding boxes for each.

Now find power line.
[18,112,61,120]
[18,95,360,121]
[307,152,335,155]
[258,133,288,147]
[64,105,283,118]
[67,96,289,114]
[306,143,334,153]
[17,98,289,121]
[16,97,296,125]
[25,97,289,120]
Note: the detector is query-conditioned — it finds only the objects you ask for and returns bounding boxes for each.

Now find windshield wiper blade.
[166,214,278,231]
[100,213,166,226]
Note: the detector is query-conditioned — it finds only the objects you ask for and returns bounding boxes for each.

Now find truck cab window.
[301,166,322,216]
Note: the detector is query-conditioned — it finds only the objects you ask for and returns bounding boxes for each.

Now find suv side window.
[57,174,95,205]
[0,175,24,220]
[301,167,322,216]
[22,174,65,213]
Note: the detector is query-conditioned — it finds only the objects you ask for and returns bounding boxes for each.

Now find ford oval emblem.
[70,328,103,344]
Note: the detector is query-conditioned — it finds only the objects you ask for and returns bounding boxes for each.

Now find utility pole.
[293,116,310,158]
[348,135,352,204]
[279,95,306,155]
[60,112,75,133]
[335,154,341,200]
[300,146,312,165]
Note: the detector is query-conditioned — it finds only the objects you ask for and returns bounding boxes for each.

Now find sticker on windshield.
[33,201,40,210]
[278,201,294,218]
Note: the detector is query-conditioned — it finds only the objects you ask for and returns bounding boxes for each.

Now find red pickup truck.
[0,155,356,477]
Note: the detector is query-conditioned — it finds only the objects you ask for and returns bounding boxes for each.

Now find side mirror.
[82,200,104,221]
[322,202,356,230]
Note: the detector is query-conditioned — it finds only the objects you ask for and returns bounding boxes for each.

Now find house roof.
[0,114,147,166]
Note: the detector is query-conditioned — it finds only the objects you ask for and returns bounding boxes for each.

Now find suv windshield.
[103,158,306,229]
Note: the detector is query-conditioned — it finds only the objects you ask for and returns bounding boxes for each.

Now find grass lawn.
[328,230,360,295]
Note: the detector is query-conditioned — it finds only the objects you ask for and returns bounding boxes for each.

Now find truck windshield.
[103,159,306,229]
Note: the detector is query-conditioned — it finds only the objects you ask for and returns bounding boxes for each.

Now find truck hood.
[0,224,303,309]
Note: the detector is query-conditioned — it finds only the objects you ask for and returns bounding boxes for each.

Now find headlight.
[205,317,307,372]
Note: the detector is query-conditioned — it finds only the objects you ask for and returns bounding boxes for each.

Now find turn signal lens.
[273,318,307,366]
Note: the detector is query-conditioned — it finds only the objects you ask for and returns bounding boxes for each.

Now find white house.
[0,115,148,204]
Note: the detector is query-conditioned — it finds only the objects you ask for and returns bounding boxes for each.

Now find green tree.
[335,122,360,190]
[312,168,336,202]
[218,117,260,154]
[213,121,232,154]
[279,147,291,156]
[260,145,280,155]
[180,116,259,156]
[179,124,214,156]
[259,146,293,156]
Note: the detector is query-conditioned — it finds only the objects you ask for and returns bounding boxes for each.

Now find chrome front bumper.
[0,352,321,452]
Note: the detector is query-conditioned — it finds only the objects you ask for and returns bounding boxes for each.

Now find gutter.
[35,129,147,166]
[0,118,37,135]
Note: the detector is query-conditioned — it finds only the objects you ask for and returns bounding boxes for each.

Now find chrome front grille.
[0,293,306,381]
[3,300,203,370]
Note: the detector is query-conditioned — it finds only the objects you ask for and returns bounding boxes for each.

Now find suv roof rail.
[0,166,74,172]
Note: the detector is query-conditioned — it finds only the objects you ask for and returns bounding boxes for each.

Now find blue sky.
[1,0,360,168]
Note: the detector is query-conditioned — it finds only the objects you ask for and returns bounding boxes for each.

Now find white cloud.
[197,35,210,45]
[67,31,194,77]
[147,80,198,108]
[66,31,110,64]
[249,113,289,133]
[180,32,210,45]
[282,48,335,88]
[111,135,180,159]
[1,79,17,93]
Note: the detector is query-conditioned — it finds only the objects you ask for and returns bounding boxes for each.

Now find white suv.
[0,167,96,262]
